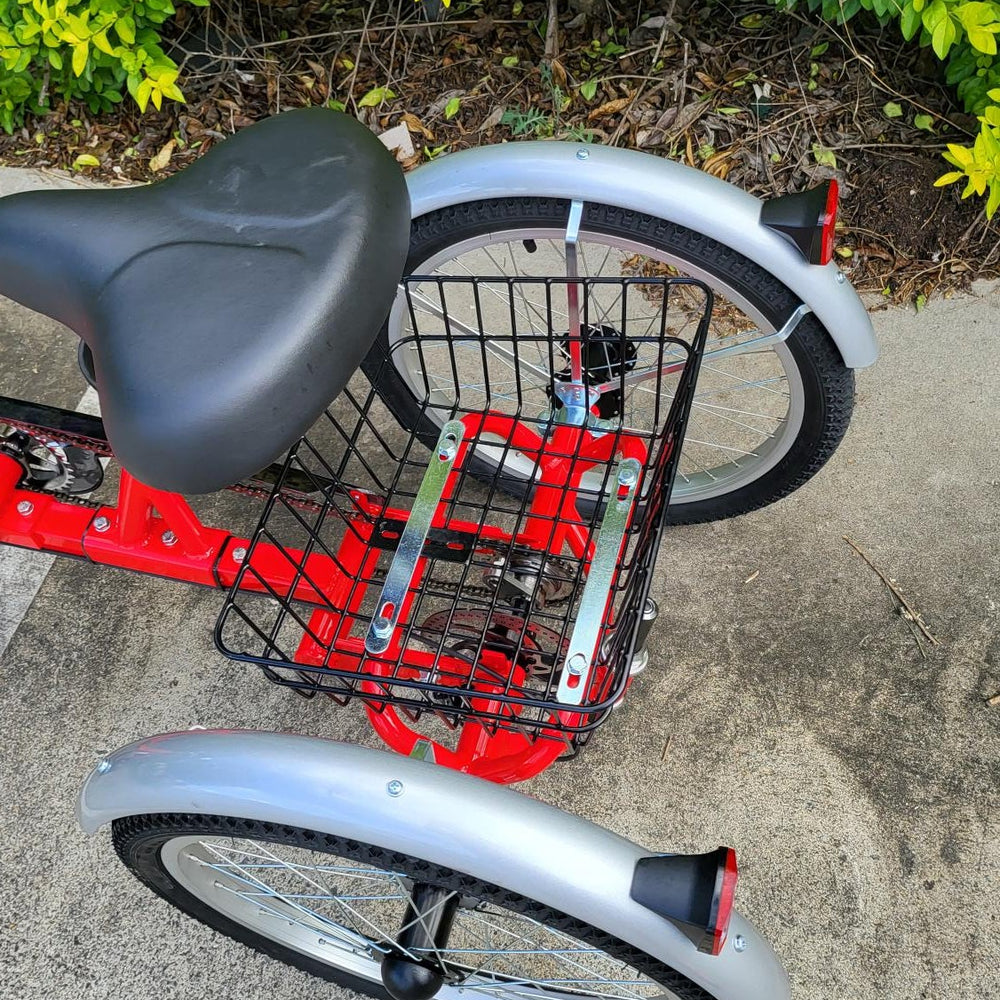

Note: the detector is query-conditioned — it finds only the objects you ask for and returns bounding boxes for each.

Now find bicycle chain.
[6,417,565,607]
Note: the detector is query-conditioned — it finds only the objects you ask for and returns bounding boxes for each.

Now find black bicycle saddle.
[0,108,411,493]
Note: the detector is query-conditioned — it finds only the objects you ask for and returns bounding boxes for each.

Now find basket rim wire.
[216,273,714,742]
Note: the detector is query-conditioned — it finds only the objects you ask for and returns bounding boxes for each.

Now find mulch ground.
[2,0,996,303]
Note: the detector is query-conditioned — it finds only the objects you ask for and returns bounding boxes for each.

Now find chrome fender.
[79,729,789,1000]
[406,141,877,368]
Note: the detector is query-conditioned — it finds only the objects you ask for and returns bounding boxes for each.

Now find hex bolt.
[373,615,393,637]
[733,934,748,953]
[386,779,404,797]
[576,148,590,160]
[16,500,33,515]
[438,435,458,462]
[96,759,112,774]
[618,464,638,487]
[567,652,588,677]
[162,530,178,547]
[231,546,247,563]
[93,515,110,533]
[835,272,846,284]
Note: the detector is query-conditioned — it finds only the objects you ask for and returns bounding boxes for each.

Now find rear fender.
[405,141,877,368]
[79,729,790,1000]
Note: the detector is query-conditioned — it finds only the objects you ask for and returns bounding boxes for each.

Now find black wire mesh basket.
[216,274,713,745]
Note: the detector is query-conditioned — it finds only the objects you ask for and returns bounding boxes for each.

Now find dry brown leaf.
[588,96,633,121]
[149,139,176,173]
[400,112,435,140]
[703,151,732,179]
[694,71,716,89]
[549,58,567,89]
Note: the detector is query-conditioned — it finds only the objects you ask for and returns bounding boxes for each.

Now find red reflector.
[819,179,839,266]
[709,848,739,956]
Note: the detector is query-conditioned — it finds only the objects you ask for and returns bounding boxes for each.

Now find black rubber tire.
[361,198,855,526]
[113,812,719,1000]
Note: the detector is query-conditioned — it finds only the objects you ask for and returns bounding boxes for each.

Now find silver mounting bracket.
[556,456,642,705]
[365,420,464,656]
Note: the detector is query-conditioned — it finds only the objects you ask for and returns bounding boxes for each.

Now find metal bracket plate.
[556,457,642,705]
[365,420,464,655]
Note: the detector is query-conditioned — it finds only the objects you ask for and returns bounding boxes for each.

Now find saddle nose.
[0,108,411,493]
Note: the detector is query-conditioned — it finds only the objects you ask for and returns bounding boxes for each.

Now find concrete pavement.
[0,166,997,1000]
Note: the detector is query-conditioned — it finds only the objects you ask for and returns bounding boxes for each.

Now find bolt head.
[162,530,177,546]
[93,515,110,533]
[576,148,590,160]
[567,652,588,677]
[386,779,404,797]
[96,759,112,774]
[835,271,846,284]
[618,465,638,487]
[373,615,393,636]
[16,500,33,515]
[231,546,247,563]
[733,934,748,953]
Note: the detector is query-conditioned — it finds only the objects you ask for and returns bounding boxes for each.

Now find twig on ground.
[661,735,673,761]
[544,0,559,63]
[987,692,1000,707]
[844,536,940,648]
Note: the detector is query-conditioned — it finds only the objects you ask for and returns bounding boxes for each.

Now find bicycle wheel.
[362,198,854,525]
[113,813,720,1000]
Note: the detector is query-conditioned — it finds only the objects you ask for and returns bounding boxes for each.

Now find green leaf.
[444,95,461,119]
[811,41,829,56]
[883,100,904,117]
[580,79,598,100]
[716,106,742,115]
[914,113,935,130]
[501,55,519,68]
[358,85,395,108]
[931,13,958,58]
[812,143,838,167]
[900,1,923,38]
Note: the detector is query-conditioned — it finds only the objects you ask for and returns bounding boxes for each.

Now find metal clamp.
[557,457,642,705]
[365,421,464,655]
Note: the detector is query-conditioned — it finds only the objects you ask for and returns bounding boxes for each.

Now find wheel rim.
[387,227,806,506]
[162,835,678,1000]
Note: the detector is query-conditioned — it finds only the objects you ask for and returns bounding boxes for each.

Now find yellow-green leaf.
[812,143,837,168]
[135,77,153,113]
[358,86,395,108]
[71,41,88,77]
[444,96,461,119]
[883,101,903,118]
[968,24,999,53]
[72,153,100,170]
[934,170,965,186]
[92,29,114,55]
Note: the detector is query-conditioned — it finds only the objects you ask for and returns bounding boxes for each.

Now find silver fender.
[79,729,789,1000]
[405,141,877,368]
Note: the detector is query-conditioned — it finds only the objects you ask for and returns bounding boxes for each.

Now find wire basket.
[216,274,712,747]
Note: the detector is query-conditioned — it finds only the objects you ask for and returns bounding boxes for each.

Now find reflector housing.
[760,179,839,265]
[629,846,740,956]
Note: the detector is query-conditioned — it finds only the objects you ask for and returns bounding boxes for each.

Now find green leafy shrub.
[0,0,208,134]
[774,0,1000,216]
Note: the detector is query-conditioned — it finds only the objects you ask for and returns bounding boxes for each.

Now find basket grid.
[216,275,712,741]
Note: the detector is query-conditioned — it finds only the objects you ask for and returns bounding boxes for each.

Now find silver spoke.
[162,835,673,1000]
